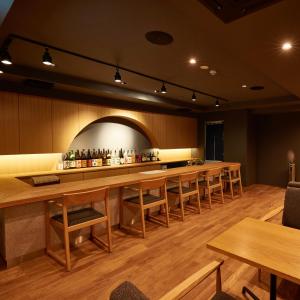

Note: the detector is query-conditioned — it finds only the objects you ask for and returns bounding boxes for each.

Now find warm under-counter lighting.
[282,42,292,51]
[189,58,197,64]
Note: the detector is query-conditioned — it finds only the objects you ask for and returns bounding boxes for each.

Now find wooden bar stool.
[119,177,169,238]
[167,171,201,221]
[201,168,224,208]
[223,164,243,199]
[45,187,112,271]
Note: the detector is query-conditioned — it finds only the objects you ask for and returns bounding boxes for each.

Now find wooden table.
[207,217,300,300]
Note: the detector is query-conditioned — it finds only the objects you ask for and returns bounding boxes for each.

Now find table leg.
[270,274,277,300]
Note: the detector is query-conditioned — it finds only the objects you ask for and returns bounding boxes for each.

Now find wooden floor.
[0,184,299,300]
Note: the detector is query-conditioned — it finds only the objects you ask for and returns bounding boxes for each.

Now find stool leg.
[180,195,185,221]
[207,187,212,209]
[119,187,124,229]
[197,191,201,214]
[239,178,243,195]
[45,202,51,253]
[63,230,71,271]
[230,181,234,200]
[140,207,146,238]
[220,183,225,204]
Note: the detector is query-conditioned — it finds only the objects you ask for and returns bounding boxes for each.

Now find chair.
[167,171,201,221]
[110,260,236,300]
[200,168,224,208]
[223,165,243,199]
[119,177,169,238]
[45,187,112,271]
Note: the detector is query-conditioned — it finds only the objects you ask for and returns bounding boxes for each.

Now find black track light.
[42,48,55,66]
[0,48,12,65]
[215,100,220,107]
[160,82,167,94]
[192,92,196,102]
[114,67,122,83]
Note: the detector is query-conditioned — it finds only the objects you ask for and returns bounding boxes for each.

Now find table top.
[207,217,300,285]
[0,162,239,209]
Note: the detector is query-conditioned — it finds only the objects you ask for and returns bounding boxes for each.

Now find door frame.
[204,120,224,161]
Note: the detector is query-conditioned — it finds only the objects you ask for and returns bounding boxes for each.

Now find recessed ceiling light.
[209,69,217,76]
[242,84,247,88]
[189,58,197,64]
[282,42,292,51]
[200,65,209,70]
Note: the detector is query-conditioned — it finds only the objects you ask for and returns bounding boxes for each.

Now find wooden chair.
[167,171,201,221]
[119,177,169,238]
[200,168,224,208]
[45,187,112,271]
[223,165,243,199]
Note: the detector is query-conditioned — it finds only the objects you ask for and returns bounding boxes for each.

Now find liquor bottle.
[131,149,136,164]
[102,149,107,166]
[87,149,93,168]
[75,149,82,168]
[111,149,116,165]
[151,151,156,161]
[120,148,125,164]
[91,149,98,167]
[156,150,160,161]
[81,149,87,168]
[63,152,70,169]
[146,152,151,162]
[106,150,111,166]
[127,150,132,164]
[69,150,76,168]
[124,149,128,164]
[97,149,102,167]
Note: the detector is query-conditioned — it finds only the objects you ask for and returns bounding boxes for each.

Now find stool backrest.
[62,187,109,207]
[179,171,199,183]
[140,177,167,198]
[205,168,222,177]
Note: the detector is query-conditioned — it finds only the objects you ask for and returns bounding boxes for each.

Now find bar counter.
[0,162,238,209]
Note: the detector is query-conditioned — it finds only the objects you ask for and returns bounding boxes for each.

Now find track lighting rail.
[1,33,229,103]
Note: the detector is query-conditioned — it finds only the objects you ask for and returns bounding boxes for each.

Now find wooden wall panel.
[151,114,167,148]
[0,92,19,154]
[19,95,53,153]
[52,99,79,153]
[78,103,101,131]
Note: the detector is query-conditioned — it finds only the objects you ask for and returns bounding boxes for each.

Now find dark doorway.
[205,121,224,161]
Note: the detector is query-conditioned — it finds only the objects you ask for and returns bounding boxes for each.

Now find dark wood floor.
[1,184,298,300]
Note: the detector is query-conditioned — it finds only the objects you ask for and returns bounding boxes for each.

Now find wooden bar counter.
[0,161,239,267]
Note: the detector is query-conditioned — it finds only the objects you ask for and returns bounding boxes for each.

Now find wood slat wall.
[0,91,198,154]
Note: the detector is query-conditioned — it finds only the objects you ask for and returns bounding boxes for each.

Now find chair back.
[179,171,199,183]
[205,168,222,177]
[140,177,167,198]
[282,182,300,229]
[62,187,109,207]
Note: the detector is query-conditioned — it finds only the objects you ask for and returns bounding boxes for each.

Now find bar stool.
[45,187,112,271]
[119,177,169,238]
[200,168,224,208]
[223,164,243,199]
[167,171,201,221]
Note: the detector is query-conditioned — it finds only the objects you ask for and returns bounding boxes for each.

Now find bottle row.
[62,148,160,169]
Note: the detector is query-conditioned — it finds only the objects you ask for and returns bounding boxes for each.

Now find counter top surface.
[0,162,239,209]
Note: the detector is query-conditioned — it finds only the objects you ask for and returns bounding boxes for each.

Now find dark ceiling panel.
[198,0,283,23]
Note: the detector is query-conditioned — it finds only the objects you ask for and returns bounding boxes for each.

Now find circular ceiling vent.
[250,85,264,91]
[145,31,174,45]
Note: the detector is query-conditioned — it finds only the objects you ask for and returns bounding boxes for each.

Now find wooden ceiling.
[0,0,299,114]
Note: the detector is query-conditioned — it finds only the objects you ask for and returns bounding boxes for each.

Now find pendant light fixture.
[114,67,122,83]
[42,48,55,66]
[0,47,12,65]
[160,82,167,94]
[192,91,196,102]
[215,100,220,107]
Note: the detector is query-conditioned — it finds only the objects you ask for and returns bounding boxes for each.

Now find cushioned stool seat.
[52,207,104,226]
[211,291,235,300]
[125,194,163,205]
[110,281,149,300]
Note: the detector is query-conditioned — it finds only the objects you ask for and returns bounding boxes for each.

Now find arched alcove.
[69,116,157,152]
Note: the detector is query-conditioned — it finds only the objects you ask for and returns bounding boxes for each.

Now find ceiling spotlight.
[209,69,217,76]
[0,70,3,74]
[242,84,247,88]
[154,89,159,93]
[0,48,12,65]
[200,65,209,70]
[192,92,196,102]
[42,48,55,66]
[114,67,122,83]
[215,100,220,107]
[189,58,197,64]
[282,42,292,51]
[160,82,167,94]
